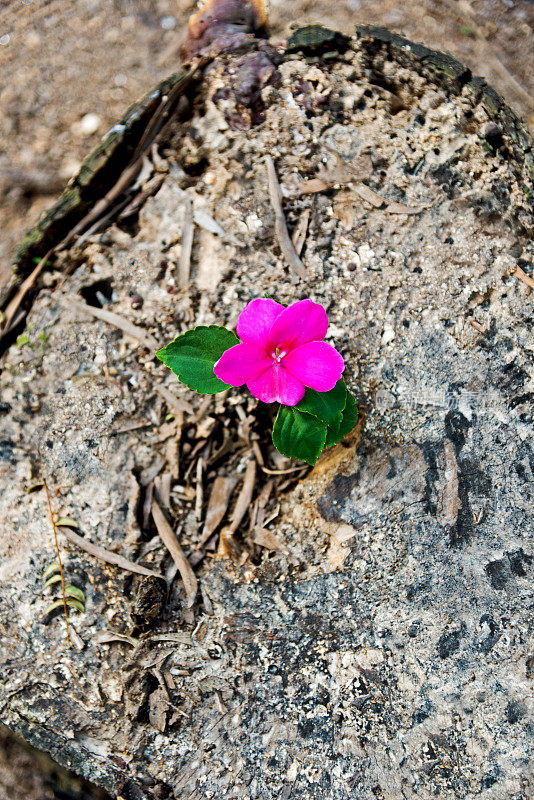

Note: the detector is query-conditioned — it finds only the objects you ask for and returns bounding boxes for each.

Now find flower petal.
[283,341,345,392]
[214,343,272,386]
[268,299,328,350]
[236,298,285,348]
[247,365,305,406]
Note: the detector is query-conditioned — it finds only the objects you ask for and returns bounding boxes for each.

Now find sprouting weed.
[43,561,86,616]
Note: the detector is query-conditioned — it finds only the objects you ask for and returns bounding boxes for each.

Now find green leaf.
[45,599,66,615]
[55,517,79,529]
[156,326,239,395]
[44,574,63,590]
[272,406,327,466]
[325,391,358,447]
[42,562,60,581]
[66,598,85,613]
[27,482,44,494]
[45,598,85,616]
[65,585,86,604]
[296,379,347,429]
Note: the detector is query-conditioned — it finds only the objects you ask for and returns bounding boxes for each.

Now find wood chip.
[254,528,285,551]
[149,686,169,732]
[298,178,331,195]
[177,193,194,289]
[353,183,384,208]
[266,156,306,280]
[68,624,86,652]
[57,525,165,580]
[199,475,235,546]
[72,300,158,350]
[151,500,198,608]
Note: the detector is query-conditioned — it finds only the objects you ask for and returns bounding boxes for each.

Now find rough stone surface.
[1,27,534,800]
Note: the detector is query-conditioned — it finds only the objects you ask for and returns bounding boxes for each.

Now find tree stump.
[1,18,533,800]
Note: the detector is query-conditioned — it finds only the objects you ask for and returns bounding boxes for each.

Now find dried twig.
[44,479,71,646]
[292,209,310,257]
[1,249,53,339]
[156,383,194,414]
[155,472,172,511]
[72,300,158,350]
[260,464,308,475]
[151,500,198,607]
[514,264,534,291]
[177,194,194,288]
[94,630,139,647]
[195,458,204,521]
[228,459,257,535]
[57,524,165,580]
[118,174,166,220]
[385,202,424,215]
[265,156,306,280]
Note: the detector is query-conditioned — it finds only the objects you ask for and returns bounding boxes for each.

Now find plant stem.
[43,479,71,647]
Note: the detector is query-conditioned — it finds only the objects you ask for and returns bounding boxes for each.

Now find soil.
[1,22,533,799]
[0,0,533,290]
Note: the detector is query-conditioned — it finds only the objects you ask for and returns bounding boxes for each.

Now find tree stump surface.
[1,25,533,800]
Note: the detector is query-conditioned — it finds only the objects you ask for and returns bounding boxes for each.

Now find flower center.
[271,346,287,364]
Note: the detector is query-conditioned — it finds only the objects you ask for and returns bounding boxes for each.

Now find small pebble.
[160,15,176,30]
[73,113,101,137]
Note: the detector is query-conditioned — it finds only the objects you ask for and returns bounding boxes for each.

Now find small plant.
[43,561,86,616]
[157,298,357,465]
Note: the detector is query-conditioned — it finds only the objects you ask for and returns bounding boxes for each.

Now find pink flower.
[213,298,344,405]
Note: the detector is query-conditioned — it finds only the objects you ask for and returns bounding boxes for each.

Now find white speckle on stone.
[160,15,176,30]
[382,322,396,345]
[0,34,10,46]
[245,213,263,234]
[358,243,375,264]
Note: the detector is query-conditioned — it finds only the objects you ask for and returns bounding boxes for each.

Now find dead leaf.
[385,201,424,215]
[199,475,235,546]
[58,526,165,581]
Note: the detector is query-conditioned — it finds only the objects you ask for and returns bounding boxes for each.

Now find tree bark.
[1,24,533,800]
